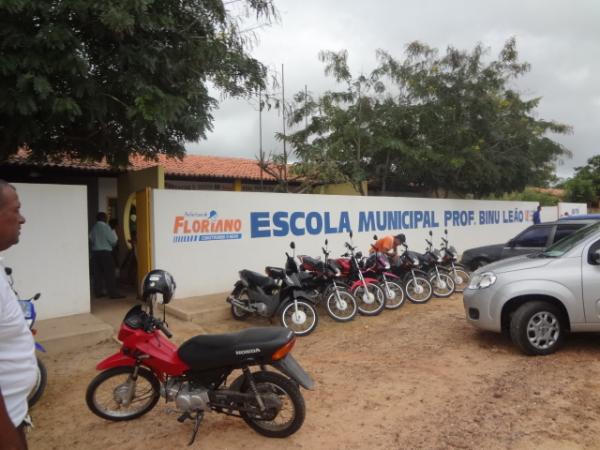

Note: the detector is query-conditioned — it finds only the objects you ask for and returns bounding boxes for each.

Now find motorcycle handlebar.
[155,319,173,339]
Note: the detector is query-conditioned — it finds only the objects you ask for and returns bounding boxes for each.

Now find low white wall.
[2,183,90,320]
[152,190,575,299]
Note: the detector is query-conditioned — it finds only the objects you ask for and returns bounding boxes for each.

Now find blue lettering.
[324,212,337,234]
[358,211,376,232]
[250,212,271,238]
[339,212,351,233]
[306,212,323,235]
[290,212,305,236]
[272,211,289,237]
[375,212,387,231]
[414,211,424,228]
[402,211,412,228]
[388,211,400,230]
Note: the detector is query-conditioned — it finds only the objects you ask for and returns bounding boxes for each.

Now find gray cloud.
[188,0,600,179]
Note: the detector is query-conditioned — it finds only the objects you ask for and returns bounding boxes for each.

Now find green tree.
[562,155,600,204]
[0,0,276,164]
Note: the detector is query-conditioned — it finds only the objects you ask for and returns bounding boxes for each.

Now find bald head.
[0,180,25,251]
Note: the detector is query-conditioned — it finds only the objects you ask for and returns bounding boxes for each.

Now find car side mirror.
[590,249,600,265]
[507,239,516,248]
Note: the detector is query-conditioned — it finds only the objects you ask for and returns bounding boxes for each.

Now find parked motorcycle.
[227,244,319,336]
[363,235,405,310]
[392,244,433,304]
[4,267,47,408]
[420,231,455,298]
[86,270,314,445]
[439,229,470,293]
[335,233,385,316]
[296,240,358,322]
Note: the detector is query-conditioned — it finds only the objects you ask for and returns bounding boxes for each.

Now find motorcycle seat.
[178,327,294,371]
[265,266,286,279]
[240,270,277,289]
[300,256,324,270]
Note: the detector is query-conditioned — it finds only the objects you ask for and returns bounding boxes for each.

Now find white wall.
[97,177,117,215]
[152,190,572,299]
[558,202,588,217]
[2,183,90,320]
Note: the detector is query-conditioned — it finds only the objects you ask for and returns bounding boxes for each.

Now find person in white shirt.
[0,180,35,450]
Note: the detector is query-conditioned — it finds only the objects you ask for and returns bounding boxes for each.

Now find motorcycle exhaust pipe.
[226,297,255,313]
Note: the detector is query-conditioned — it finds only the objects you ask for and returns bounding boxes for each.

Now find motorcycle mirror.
[290,242,295,249]
[325,238,328,246]
[429,230,433,236]
[4,267,11,276]
[349,231,353,239]
[444,229,448,235]
[373,234,378,240]
[33,293,41,301]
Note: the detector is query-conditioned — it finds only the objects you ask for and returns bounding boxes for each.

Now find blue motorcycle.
[5,267,47,408]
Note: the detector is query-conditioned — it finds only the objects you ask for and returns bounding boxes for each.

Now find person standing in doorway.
[89,212,124,299]
[532,205,542,224]
[0,180,37,450]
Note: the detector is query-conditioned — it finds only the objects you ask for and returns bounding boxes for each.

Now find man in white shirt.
[0,180,35,450]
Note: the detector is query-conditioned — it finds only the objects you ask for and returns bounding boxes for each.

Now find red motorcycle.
[362,236,406,310]
[334,233,385,316]
[86,270,314,445]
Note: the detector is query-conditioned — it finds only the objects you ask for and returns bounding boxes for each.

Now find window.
[552,224,586,244]
[514,226,551,247]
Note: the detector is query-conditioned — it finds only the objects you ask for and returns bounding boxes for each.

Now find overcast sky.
[186,0,600,180]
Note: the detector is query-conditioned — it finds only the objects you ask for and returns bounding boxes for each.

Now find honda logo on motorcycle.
[172,210,242,243]
[235,348,260,355]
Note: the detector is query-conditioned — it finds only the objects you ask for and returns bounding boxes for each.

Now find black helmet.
[394,233,406,243]
[141,270,176,304]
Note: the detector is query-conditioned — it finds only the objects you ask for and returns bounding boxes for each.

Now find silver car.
[463,222,600,355]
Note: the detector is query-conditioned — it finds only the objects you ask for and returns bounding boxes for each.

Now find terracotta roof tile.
[7,149,278,181]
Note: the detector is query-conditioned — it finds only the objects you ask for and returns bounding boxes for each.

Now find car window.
[543,222,600,257]
[552,224,586,244]
[513,226,551,247]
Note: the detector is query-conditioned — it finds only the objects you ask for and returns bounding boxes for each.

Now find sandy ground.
[27,294,600,450]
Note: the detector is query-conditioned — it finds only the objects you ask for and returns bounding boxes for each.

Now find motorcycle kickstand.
[177,411,204,446]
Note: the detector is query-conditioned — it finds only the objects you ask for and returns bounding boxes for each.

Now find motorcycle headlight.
[467,272,497,290]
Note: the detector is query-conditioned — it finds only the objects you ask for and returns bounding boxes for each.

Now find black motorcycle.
[419,230,455,298]
[439,229,471,293]
[296,239,358,322]
[227,244,319,336]
[391,243,433,304]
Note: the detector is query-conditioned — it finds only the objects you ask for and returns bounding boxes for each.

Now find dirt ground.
[28,294,600,450]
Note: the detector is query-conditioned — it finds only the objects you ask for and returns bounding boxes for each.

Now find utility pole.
[258,86,264,191]
[281,63,287,185]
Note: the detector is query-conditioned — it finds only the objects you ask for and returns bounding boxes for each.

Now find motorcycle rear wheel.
[353,283,385,316]
[240,371,305,438]
[28,356,47,408]
[325,289,357,322]
[86,366,160,421]
[280,300,319,336]
[230,289,250,320]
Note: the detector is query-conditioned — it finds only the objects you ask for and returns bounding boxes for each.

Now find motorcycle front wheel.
[325,289,357,322]
[353,283,385,316]
[240,371,306,438]
[280,300,319,336]
[380,281,405,310]
[405,277,433,304]
[86,366,160,421]
[28,356,47,408]
[450,266,470,293]
[429,272,455,298]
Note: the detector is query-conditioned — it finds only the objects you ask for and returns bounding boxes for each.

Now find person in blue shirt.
[89,212,124,299]
[532,205,541,224]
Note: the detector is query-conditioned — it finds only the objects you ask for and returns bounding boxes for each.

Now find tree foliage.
[562,155,600,204]
[281,39,571,197]
[0,0,276,164]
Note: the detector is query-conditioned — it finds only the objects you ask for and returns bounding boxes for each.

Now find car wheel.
[509,301,564,355]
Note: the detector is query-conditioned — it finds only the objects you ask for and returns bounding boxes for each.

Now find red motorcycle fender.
[349,278,379,292]
[96,352,136,371]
